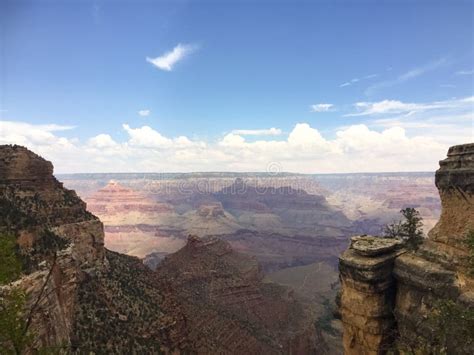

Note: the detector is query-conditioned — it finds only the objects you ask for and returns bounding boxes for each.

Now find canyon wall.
[339,143,474,354]
[0,145,106,349]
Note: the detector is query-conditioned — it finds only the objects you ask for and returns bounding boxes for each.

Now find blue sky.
[1,0,473,173]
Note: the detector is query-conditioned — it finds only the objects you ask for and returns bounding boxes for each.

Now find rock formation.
[339,236,403,354]
[0,145,106,350]
[155,235,328,354]
[339,143,474,354]
[86,181,183,258]
[0,144,326,353]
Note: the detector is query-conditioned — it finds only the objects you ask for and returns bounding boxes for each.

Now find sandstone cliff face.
[339,143,474,354]
[393,143,474,353]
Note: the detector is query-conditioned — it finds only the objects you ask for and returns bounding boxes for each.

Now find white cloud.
[122,124,172,148]
[365,58,447,95]
[88,134,117,148]
[0,121,75,147]
[1,116,469,174]
[310,103,334,112]
[138,109,150,117]
[339,74,377,88]
[455,70,474,75]
[232,128,282,136]
[146,43,196,71]
[346,96,473,117]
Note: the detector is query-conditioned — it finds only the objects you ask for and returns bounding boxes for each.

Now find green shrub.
[0,233,22,285]
[0,288,32,354]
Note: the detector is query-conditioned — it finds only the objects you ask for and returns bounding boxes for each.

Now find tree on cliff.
[0,233,31,354]
[0,233,58,354]
[383,207,423,250]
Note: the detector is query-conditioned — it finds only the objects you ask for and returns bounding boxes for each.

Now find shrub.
[383,207,424,250]
[0,233,22,285]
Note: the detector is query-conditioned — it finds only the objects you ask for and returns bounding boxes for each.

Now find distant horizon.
[56,170,436,177]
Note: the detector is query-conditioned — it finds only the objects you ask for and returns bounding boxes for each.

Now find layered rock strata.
[155,235,328,354]
[393,143,474,353]
[339,236,403,354]
[339,143,474,354]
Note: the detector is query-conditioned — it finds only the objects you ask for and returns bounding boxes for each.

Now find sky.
[0,0,473,173]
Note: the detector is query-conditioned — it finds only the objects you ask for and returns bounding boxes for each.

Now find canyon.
[0,145,327,353]
[1,143,461,354]
[60,169,440,274]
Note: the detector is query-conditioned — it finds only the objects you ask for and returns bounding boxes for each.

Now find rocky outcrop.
[393,143,474,353]
[339,143,474,354]
[155,235,328,354]
[196,203,226,217]
[339,236,403,354]
[0,145,105,350]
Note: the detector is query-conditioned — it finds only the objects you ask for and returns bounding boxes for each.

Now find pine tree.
[383,208,424,250]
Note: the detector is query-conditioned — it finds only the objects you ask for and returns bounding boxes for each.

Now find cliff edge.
[339,143,474,354]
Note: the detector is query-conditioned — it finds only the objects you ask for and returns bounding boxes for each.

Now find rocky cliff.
[339,143,474,354]
[155,235,328,354]
[0,144,325,354]
[0,145,107,350]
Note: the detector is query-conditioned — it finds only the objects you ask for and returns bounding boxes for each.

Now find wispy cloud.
[232,128,282,136]
[339,74,377,88]
[310,103,334,112]
[455,69,474,75]
[138,109,150,117]
[365,58,447,95]
[440,84,456,88]
[146,43,197,71]
[345,96,473,117]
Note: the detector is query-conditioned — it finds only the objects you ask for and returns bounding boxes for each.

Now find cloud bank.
[1,118,467,174]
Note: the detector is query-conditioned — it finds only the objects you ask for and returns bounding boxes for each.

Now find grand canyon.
[1,143,473,354]
[62,169,443,351]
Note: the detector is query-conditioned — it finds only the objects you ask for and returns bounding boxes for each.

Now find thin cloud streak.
[310,103,334,112]
[345,96,473,117]
[339,73,377,88]
[455,69,474,75]
[365,58,448,95]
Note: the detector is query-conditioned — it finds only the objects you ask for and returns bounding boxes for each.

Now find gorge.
[0,145,327,353]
